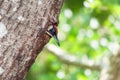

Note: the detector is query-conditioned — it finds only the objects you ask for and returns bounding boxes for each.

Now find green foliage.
[26,0,120,80]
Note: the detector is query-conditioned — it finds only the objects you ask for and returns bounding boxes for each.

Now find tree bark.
[0,0,64,80]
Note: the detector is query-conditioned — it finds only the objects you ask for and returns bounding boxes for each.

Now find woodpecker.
[46,24,60,46]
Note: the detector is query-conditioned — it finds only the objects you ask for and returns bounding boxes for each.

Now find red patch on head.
[53,24,58,34]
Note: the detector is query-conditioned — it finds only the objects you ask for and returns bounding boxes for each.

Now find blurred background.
[26,0,120,80]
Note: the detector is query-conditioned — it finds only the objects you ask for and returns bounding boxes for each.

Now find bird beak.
[53,35,60,46]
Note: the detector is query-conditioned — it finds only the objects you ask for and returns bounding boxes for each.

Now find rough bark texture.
[0,0,64,80]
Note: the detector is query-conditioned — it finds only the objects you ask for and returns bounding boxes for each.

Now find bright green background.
[26,0,120,80]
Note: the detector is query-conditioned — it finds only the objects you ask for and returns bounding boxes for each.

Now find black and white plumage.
[46,24,60,46]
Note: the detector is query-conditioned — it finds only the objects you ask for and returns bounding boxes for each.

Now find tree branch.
[44,44,101,71]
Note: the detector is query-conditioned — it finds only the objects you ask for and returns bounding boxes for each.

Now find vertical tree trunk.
[0,0,64,80]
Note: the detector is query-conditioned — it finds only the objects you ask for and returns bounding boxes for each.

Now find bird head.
[46,24,60,46]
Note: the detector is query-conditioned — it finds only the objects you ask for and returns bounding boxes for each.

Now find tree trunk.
[0,0,64,80]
